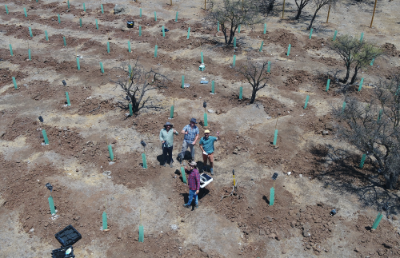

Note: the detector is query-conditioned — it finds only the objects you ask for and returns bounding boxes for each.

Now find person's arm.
[173,129,178,135]
[159,129,165,143]
[199,138,206,154]
[181,125,187,134]
[216,131,220,141]
[192,128,199,144]
[195,170,200,194]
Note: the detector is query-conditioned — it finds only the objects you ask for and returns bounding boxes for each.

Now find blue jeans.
[185,190,198,206]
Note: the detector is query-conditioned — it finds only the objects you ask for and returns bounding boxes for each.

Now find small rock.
[117,232,122,239]
[114,4,126,14]
[322,130,329,135]
[268,233,276,239]
[392,215,398,220]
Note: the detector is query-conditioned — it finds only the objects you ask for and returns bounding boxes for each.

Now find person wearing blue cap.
[159,121,178,167]
[178,118,199,163]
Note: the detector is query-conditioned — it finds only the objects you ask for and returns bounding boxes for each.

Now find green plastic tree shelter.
[9,44,13,56]
[270,187,275,206]
[239,87,243,100]
[5,5,8,14]
[139,225,144,242]
[65,92,71,106]
[100,62,104,74]
[48,196,56,215]
[371,213,383,230]
[96,19,99,30]
[129,103,133,116]
[359,154,367,168]
[45,31,49,41]
[12,77,17,89]
[187,27,190,39]
[180,167,187,184]
[309,28,313,39]
[29,27,33,37]
[154,11,157,21]
[264,23,267,34]
[232,55,236,67]
[175,12,178,22]
[142,153,147,169]
[273,129,278,146]
[24,7,27,17]
[304,95,309,109]
[259,41,264,52]
[28,49,31,60]
[63,36,67,46]
[170,105,174,118]
[76,57,80,70]
[108,145,114,161]
[181,75,185,89]
[139,26,142,36]
[162,26,165,37]
[101,4,103,13]
[326,79,330,91]
[358,78,364,91]
[102,211,107,230]
[107,42,110,53]
[42,129,49,145]
[211,81,215,94]
[83,3,86,12]
[287,44,291,56]
[333,30,338,41]
[154,45,158,57]
[204,113,208,126]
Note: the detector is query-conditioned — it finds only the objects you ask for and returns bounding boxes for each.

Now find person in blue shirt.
[199,129,220,175]
[178,118,199,163]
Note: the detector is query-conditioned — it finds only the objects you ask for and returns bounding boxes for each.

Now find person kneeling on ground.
[199,129,220,175]
[178,118,199,163]
[159,121,178,168]
[183,161,200,209]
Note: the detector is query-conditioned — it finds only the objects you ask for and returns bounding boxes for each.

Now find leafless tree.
[205,0,263,46]
[294,0,311,20]
[332,74,400,189]
[308,0,338,30]
[330,35,381,84]
[236,60,269,104]
[111,59,169,115]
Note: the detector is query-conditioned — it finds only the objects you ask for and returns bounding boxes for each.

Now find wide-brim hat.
[204,129,210,134]
[189,161,197,167]
[164,121,173,127]
[190,118,197,124]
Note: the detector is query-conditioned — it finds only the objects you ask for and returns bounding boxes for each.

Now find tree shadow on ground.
[310,143,400,216]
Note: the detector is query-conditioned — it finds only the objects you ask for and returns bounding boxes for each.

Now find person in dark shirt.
[183,161,200,209]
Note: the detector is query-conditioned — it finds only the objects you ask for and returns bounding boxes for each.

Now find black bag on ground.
[51,245,75,258]
[55,225,82,247]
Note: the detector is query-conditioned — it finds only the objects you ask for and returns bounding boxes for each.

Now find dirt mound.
[284,70,312,91]
[381,43,400,57]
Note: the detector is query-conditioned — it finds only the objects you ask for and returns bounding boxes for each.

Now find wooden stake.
[204,0,206,10]
[282,0,286,19]
[326,5,331,23]
[370,0,378,28]
[170,0,172,5]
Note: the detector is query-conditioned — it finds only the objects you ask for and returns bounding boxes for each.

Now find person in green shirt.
[159,122,178,167]
[199,129,220,175]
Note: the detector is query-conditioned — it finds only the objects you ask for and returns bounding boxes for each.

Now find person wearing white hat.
[199,129,220,175]
[159,121,178,167]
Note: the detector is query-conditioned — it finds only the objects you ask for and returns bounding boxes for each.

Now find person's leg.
[202,153,208,171]
[194,192,198,207]
[167,147,173,164]
[184,190,195,206]
[209,153,214,174]
[179,141,188,162]
[162,145,167,166]
[189,143,195,160]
